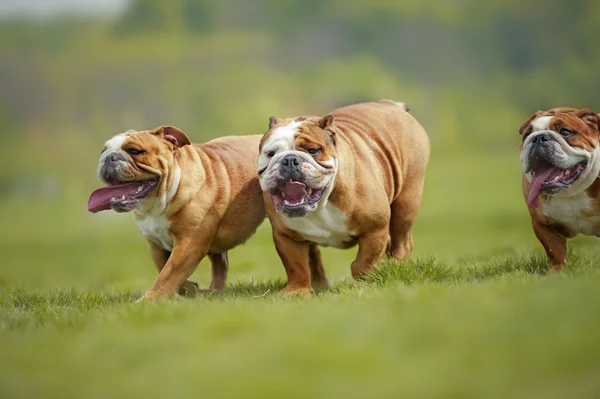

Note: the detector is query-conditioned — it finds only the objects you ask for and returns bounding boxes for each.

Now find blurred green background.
[2,2,600,398]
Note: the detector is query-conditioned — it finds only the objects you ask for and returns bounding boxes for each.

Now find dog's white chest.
[282,203,354,248]
[135,214,173,251]
[543,193,600,236]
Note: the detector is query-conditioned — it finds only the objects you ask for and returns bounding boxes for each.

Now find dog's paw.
[177,280,200,297]
[135,289,163,303]
[281,287,312,297]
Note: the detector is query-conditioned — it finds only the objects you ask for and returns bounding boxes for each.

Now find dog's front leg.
[273,232,311,295]
[138,236,210,302]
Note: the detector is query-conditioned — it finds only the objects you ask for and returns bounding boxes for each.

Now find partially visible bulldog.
[258,100,430,294]
[88,126,265,301]
[519,107,600,269]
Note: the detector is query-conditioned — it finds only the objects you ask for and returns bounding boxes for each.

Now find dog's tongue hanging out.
[527,165,562,208]
[87,182,146,213]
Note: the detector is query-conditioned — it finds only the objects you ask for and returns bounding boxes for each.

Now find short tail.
[380,99,410,112]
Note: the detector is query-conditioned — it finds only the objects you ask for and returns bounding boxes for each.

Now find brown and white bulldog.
[519,107,600,269]
[88,126,265,301]
[258,100,430,294]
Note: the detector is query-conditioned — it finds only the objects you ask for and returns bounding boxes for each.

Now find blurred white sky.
[0,0,129,19]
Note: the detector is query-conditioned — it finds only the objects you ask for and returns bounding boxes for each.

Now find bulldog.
[258,100,430,294]
[519,107,600,269]
[88,126,265,301]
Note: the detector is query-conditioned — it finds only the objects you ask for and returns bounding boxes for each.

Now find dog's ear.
[575,109,600,131]
[269,117,282,129]
[317,114,335,145]
[519,111,543,136]
[318,114,334,130]
[152,126,191,147]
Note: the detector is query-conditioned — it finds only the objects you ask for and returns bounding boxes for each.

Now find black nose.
[531,133,549,144]
[109,153,118,162]
[281,154,302,169]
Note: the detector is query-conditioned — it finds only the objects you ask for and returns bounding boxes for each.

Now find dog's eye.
[267,150,275,157]
[307,147,321,155]
[559,127,573,137]
[125,148,145,155]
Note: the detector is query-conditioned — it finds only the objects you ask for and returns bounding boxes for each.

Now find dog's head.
[257,115,338,217]
[519,108,600,207]
[88,126,191,213]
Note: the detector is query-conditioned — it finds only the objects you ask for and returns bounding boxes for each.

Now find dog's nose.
[281,154,302,169]
[532,133,549,144]
[109,153,118,162]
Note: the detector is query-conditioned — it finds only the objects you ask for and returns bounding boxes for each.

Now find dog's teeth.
[307,188,313,196]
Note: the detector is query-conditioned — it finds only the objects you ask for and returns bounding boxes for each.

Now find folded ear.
[318,114,335,145]
[519,111,543,135]
[575,109,599,131]
[269,117,282,129]
[152,126,191,147]
[318,114,334,130]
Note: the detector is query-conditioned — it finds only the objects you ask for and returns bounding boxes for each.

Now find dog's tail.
[380,99,410,112]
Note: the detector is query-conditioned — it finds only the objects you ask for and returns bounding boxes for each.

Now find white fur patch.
[543,192,600,236]
[281,201,353,248]
[105,133,127,150]
[135,213,173,251]
[531,116,552,132]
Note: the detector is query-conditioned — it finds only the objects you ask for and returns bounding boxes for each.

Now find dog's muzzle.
[279,153,304,182]
[99,152,130,184]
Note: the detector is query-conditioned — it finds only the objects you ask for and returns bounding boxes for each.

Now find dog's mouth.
[88,177,159,213]
[527,158,587,208]
[269,179,327,214]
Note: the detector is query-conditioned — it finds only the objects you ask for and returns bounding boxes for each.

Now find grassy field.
[1,150,600,398]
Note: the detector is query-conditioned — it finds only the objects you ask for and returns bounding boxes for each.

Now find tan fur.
[261,101,430,293]
[520,108,600,269]
[101,127,265,301]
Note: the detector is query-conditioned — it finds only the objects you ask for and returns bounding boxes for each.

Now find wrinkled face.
[89,126,189,213]
[258,116,337,217]
[519,108,600,207]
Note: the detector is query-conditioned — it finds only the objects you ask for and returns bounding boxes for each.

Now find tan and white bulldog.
[88,126,265,301]
[519,107,600,269]
[258,100,430,294]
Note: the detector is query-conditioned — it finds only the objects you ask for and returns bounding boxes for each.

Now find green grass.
[2,152,600,398]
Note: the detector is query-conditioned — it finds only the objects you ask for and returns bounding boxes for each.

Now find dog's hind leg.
[208,252,229,293]
[387,176,426,260]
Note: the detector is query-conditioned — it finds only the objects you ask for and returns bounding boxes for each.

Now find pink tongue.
[87,182,145,213]
[282,179,307,204]
[527,166,560,208]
